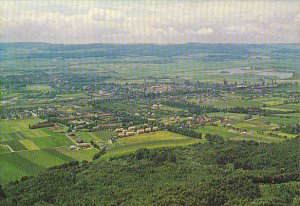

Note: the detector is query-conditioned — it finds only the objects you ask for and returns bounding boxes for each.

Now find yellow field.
[119,131,188,145]
[19,139,40,150]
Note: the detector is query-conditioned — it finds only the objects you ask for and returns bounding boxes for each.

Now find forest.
[0,135,299,206]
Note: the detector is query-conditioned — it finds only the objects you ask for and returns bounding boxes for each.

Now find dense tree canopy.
[0,185,5,200]
[0,136,299,206]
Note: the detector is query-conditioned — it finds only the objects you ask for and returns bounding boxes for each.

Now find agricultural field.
[0,118,99,184]
[76,130,116,143]
[206,112,247,120]
[0,43,299,189]
[0,118,42,134]
[25,84,54,92]
[0,145,11,154]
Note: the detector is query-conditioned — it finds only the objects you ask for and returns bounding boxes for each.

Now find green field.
[202,98,262,109]
[29,134,73,149]
[0,149,74,184]
[206,112,246,120]
[196,126,238,138]
[25,84,54,92]
[19,139,40,150]
[102,131,203,159]
[2,140,28,151]
[1,132,25,141]
[267,103,299,111]
[195,124,285,143]
[76,130,116,143]
[0,145,11,154]
[0,147,98,184]
[54,147,98,161]
[0,118,42,133]
[0,118,99,184]
[248,116,300,126]
[19,129,50,139]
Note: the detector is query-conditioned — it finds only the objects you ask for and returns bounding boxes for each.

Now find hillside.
[0,136,299,206]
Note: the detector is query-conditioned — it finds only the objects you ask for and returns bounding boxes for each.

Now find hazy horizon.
[1,42,299,46]
[1,0,299,44]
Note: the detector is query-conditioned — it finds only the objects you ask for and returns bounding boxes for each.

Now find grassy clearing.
[103,139,203,159]
[196,126,238,139]
[118,131,189,145]
[76,130,116,143]
[102,131,203,159]
[54,147,98,161]
[230,134,283,143]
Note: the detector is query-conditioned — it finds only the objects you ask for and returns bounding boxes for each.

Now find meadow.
[102,131,203,159]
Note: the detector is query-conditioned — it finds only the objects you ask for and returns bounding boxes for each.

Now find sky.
[0,0,299,44]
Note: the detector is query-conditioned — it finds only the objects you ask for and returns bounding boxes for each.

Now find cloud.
[89,8,124,22]
[226,25,247,35]
[0,0,299,43]
[197,28,214,35]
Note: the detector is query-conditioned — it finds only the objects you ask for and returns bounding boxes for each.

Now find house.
[145,128,152,133]
[128,126,136,131]
[152,127,159,131]
[77,143,91,149]
[137,129,145,135]
[126,131,136,136]
[115,128,124,133]
[118,133,126,138]
[70,145,77,150]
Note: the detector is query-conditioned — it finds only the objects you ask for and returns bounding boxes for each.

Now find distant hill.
[1,43,299,72]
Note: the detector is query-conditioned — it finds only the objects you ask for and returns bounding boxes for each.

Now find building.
[128,126,136,131]
[126,131,136,136]
[137,129,145,135]
[115,128,124,133]
[152,127,159,131]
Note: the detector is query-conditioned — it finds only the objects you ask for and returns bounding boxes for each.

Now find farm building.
[77,143,92,149]
[115,128,124,133]
[137,129,145,135]
[69,145,77,150]
[118,133,126,138]
[153,127,159,131]
[126,131,136,136]
[128,126,136,131]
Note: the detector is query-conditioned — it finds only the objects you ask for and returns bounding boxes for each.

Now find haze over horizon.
[0,0,299,44]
